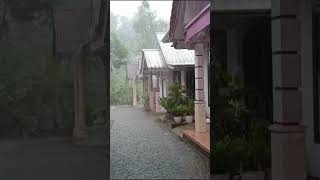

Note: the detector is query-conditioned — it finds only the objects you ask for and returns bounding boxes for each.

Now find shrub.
[212,137,232,174]
[172,104,186,117]
[159,81,192,117]
[185,98,194,115]
[159,96,175,114]
[143,94,149,111]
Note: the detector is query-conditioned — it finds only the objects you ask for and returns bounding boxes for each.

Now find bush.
[159,81,194,117]
[143,94,149,111]
[185,97,194,115]
[212,137,232,174]
[159,96,175,114]
[172,104,186,117]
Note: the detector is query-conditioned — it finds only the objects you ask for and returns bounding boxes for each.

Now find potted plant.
[184,98,194,123]
[212,137,232,180]
[241,119,270,180]
[172,105,185,123]
[159,96,175,116]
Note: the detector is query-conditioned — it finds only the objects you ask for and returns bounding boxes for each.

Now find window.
[152,75,158,89]
[313,9,320,143]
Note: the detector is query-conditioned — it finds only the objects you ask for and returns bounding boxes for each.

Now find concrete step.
[182,130,210,157]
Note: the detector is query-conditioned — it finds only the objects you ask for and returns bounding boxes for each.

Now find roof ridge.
[142,49,160,51]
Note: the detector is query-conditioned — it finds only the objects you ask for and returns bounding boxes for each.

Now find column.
[181,70,186,86]
[73,53,88,144]
[132,79,137,106]
[194,42,206,133]
[270,0,306,179]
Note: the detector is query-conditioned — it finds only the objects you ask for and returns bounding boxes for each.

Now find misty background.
[110,1,171,105]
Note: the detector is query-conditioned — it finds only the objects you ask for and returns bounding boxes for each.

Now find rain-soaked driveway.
[110,106,209,179]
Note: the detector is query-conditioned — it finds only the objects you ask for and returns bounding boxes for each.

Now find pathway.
[110,105,209,179]
[0,135,107,180]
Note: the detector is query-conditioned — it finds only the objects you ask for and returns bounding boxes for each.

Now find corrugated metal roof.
[156,32,195,66]
[142,49,166,69]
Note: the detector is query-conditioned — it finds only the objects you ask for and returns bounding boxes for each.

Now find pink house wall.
[155,92,166,113]
[149,91,165,113]
[149,91,155,112]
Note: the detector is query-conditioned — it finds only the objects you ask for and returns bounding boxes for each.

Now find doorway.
[242,17,272,120]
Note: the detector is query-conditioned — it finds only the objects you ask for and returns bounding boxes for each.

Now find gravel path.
[0,138,107,180]
[110,106,209,179]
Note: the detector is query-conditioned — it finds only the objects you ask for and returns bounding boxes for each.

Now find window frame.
[150,73,160,92]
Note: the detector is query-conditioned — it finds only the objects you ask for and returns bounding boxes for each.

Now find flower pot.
[241,171,265,180]
[173,116,183,123]
[185,115,193,123]
[211,174,230,180]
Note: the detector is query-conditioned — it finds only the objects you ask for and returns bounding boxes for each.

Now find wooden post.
[72,52,88,144]
[132,79,137,106]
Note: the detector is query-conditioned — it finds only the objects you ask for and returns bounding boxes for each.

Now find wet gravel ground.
[110,106,209,179]
[0,138,107,180]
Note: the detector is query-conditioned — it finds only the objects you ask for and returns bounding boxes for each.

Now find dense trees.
[0,0,106,137]
[110,1,169,105]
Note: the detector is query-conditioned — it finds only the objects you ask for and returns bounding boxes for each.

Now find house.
[53,0,107,144]
[138,32,195,113]
[166,0,210,134]
[164,0,210,155]
[213,0,318,179]
[156,32,195,97]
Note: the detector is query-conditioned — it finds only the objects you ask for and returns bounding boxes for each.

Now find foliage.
[159,96,174,114]
[110,1,169,106]
[212,62,250,141]
[171,104,185,117]
[110,32,129,70]
[0,0,106,137]
[227,137,250,173]
[143,94,150,111]
[160,81,194,118]
[246,118,271,171]
[110,67,132,105]
[212,60,271,172]
[212,137,232,174]
[132,0,169,50]
[185,97,194,115]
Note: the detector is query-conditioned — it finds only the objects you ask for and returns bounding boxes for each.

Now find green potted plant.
[172,104,185,123]
[184,98,194,123]
[159,96,175,116]
[241,118,270,180]
[212,137,232,180]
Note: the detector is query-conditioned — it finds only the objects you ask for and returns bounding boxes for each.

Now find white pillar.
[270,0,306,179]
[203,45,210,118]
[181,70,186,86]
[194,42,206,133]
[159,73,163,98]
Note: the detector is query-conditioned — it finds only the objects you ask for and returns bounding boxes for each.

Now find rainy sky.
[110,1,173,21]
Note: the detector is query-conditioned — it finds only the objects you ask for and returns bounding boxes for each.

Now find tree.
[110,32,129,70]
[110,1,170,106]
[110,12,119,32]
[132,0,157,49]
